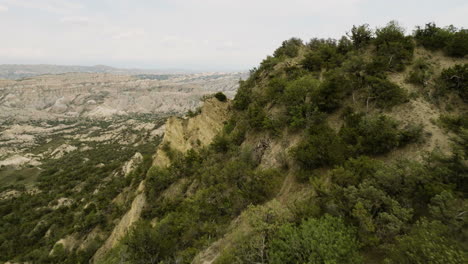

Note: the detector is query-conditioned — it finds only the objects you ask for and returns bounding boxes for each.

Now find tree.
[274,38,304,58]
[214,92,227,102]
[414,22,453,50]
[124,221,176,264]
[445,29,468,57]
[268,215,362,264]
[373,21,415,71]
[292,124,346,170]
[348,24,373,49]
[385,219,465,264]
[438,64,468,101]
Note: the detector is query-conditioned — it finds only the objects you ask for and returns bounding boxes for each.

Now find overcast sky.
[0,0,466,71]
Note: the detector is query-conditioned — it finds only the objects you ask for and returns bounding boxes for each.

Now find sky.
[0,0,466,72]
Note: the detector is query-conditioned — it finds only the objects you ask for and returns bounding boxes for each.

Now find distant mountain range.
[0,64,200,80]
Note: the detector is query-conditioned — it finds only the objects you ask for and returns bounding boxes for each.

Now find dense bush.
[268,215,362,264]
[340,112,421,156]
[373,21,415,72]
[302,41,344,72]
[364,75,408,108]
[414,23,468,57]
[315,70,351,112]
[292,124,346,170]
[283,75,320,129]
[273,38,304,58]
[406,58,433,86]
[445,29,468,57]
[348,24,373,49]
[385,219,465,264]
[233,81,252,110]
[214,92,227,102]
[438,64,468,101]
[414,23,454,50]
[124,221,175,264]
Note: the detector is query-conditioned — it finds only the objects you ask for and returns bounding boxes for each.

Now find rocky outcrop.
[92,192,146,262]
[122,152,143,177]
[153,97,230,167]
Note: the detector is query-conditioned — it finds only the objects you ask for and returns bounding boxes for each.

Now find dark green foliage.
[302,40,344,72]
[124,221,175,264]
[414,23,468,57]
[268,215,362,264]
[348,24,373,49]
[315,70,351,112]
[146,166,176,196]
[265,77,287,101]
[373,21,415,72]
[338,36,353,54]
[327,159,417,245]
[233,80,252,110]
[414,23,454,50]
[340,113,415,155]
[385,219,465,264]
[273,38,303,58]
[406,58,433,86]
[438,64,468,101]
[364,75,408,108]
[211,133,231,153]
[292,124,346,170]
[214,92,227,102]
[445,29,468,57]
[282,75,320,129]
[247,103,268,130]
[439,114,468,133]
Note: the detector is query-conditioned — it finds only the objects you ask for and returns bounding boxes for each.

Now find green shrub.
[124,221,176,264]
[247,104,267,129]
[233,81,252,110]
[302,41,344,72]
[445,29,468,57]
[385,219,465,264]
[282,75,320,128]
[414,23,454,50]
[348,24,373,49]
[439,114,468,133]
[146,166,175,196]
[212,133,231,153]
[315,70,351,112]
[340,113,402,155]
[268,215,362,264]
[414,23,467,58]
[273,38,304,58]
[406,58,433,86]
[364,75,407,108]
[438,64,468,101]
[373,21,415,71]
[214,92,227,102]
[265,77,287,101]
[292,124,346,170]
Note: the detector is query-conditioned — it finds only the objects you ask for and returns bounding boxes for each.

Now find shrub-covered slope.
[104,21,468,264]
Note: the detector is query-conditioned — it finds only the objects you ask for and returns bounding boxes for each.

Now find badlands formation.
[0,71,245,120]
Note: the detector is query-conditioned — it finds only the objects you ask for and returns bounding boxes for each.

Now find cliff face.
[153,97,230,167]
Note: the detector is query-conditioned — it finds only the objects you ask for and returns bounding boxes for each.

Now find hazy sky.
[0,0,466,71]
